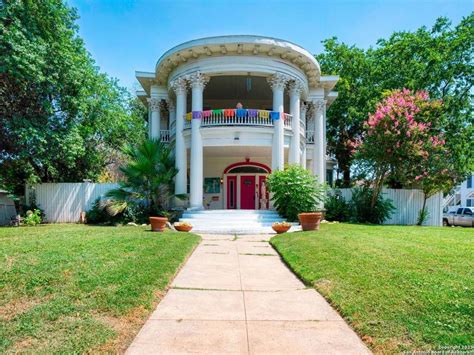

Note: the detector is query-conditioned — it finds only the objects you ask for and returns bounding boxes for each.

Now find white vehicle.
[443,207,474,227]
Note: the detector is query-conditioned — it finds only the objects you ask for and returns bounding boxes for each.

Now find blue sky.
[68,0,473,90]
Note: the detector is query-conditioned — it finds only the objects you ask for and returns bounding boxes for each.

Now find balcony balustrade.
[182,109,293,130]
[160,129,170,142]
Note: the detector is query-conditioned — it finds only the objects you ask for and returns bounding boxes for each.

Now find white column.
[300,102,307,168]
[188,72,209,210]
[168,100,176,130]
[267,73,289,171]
[148,97,161,140]
[312,99,326,184]
[288,81,303,165]
[170,77,188,198]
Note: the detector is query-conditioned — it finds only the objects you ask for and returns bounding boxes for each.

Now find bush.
[266,165,327,222]
[325,192,351,222]
[23,209,42,226]
[349,187,395,224]
[86,198,150,225]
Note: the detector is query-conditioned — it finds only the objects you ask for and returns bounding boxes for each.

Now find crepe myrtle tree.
[354,89,456,211]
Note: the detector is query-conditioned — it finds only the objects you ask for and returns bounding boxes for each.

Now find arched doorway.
[223,162,271,210]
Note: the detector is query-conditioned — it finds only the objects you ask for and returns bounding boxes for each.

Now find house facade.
[136,35,338,210]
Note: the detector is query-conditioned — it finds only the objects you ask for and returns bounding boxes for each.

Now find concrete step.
[178,209,290,234]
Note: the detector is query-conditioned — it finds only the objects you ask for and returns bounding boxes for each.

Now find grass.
[271,223,474,353]
[0,224,200,353]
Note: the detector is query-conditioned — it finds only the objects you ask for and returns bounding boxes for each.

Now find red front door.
[240,175,256,209]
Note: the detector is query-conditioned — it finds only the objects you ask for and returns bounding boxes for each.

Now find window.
[457,208,464,214]
[227,166,268,174]
[468,175,473,188]
[463,208,472,215]
[467,199,473,207]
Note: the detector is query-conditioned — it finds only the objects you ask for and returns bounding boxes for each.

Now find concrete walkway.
[127,234,370,354]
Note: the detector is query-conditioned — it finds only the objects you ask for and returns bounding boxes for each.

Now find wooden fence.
[338,188,443,226]
[26,183,442,226]
[26,183,119,223]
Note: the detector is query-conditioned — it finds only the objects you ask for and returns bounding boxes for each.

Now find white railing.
[306,130,315,143]
[182,109,293,130]
[160,130,170,142]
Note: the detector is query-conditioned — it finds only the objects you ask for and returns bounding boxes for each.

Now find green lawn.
[0,224,200,353]
[271,223,474,353]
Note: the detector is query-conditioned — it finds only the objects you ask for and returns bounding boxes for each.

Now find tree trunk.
[342,168,351,187]
[417,193,428,226]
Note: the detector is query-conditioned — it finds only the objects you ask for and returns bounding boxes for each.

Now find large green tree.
[0,0,146,194]
[317,14,474,186]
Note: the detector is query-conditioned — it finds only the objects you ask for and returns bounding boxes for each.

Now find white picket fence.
[26,183,442,226]
[26,183,119,223]
[338,188,443,226]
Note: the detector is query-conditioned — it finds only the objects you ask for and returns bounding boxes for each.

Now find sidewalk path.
[127,234,370,354]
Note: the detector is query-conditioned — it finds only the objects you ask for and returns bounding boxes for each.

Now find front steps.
[179,209,296,234]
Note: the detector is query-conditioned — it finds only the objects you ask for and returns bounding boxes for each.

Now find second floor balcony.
[183,109,293,130]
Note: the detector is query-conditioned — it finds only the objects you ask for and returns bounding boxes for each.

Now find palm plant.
[105,139,179,217]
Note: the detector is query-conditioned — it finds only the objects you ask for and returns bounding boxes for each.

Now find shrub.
[86,198,150,225]
[325,192,351,222]
[23,209,42,226]
[349,187,395,224]
[266,165,327,222]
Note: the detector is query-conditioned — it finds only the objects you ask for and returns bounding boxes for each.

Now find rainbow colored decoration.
[269,111,280,120]
[185,109,286,120]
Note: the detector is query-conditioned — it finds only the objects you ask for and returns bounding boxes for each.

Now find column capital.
[267,72,291,91]
[187,71,210,90]
[169,77,188,95]
[288,79,305,97]
[147,97,161,112]
[311,99,327,114]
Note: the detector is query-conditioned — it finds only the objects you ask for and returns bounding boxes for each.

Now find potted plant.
[266,165,327,231]
[174,221,193,232]
[298,211,323,231]
[272,221,291,234]
[105,139,180,232]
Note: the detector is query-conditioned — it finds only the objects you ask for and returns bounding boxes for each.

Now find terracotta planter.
[298,212,322,231]
[149,217,168,232]
[272,224,291,234]
[175,224,193,232]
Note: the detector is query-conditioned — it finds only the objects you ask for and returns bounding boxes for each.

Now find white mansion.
[136,35,338,210]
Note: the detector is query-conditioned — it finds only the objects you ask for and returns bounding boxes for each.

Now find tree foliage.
[105,139,178,218]
[317,14,474,186]
[356,89,449,207]
[0,0,146,194]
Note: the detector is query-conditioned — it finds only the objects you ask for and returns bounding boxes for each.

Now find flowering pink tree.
[356,89,452,218]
